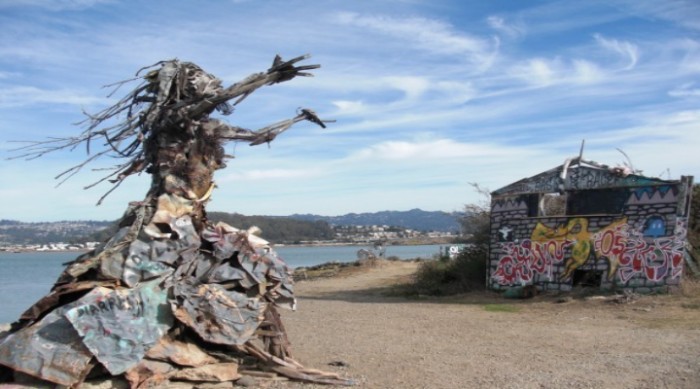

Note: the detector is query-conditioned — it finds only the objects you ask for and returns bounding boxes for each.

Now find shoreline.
[1,238,458,253]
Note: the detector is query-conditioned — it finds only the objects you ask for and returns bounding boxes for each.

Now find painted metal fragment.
[122,240,173,287]
[173,281,266,346]
[0,301,94,386]
[64,278,173,375]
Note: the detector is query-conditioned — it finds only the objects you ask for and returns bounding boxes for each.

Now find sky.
[0,0,699,222]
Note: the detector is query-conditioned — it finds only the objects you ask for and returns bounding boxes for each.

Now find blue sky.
[1,0,699,222]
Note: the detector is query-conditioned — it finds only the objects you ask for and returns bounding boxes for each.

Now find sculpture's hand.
[268,54,320,84]
[298,108,327,129]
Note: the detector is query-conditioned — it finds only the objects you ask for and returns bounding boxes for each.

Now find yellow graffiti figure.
[531,217,628,280]
[532,218,590,279]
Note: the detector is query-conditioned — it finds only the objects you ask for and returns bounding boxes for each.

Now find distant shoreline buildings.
[1,224,459,252]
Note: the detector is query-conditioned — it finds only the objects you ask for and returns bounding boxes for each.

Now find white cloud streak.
[333,11,498,69]
[0,86,102,108]
[487,15,525,38]
[594,34,639,70]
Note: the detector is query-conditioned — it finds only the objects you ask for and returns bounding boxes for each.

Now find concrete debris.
[0,55,351,388]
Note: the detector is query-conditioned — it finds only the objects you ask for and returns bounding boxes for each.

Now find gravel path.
[273,261,700,389]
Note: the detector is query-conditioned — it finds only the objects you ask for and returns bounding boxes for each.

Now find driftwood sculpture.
[0,55,352,387]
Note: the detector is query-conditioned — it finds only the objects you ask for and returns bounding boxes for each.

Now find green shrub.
[412,245,487,296]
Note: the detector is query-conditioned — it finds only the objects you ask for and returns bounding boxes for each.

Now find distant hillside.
[0,209,462,246]
[287,209,462,232]
[207,212,334,243]
[0,219,113,245]
[86,213,336,245]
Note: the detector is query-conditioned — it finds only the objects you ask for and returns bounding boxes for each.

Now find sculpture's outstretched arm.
[218,108,332,146]
[187,55,320,119]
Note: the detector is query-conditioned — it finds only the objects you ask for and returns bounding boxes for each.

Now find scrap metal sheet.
[173,280,266,346]
[65,278,173,375]
[0,300,94,386]
[123,240,174,287]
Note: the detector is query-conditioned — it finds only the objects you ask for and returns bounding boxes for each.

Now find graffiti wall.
[489,181,692,293]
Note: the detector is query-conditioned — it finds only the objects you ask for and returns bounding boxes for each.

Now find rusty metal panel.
[124,358,175,389]
[0,301,94,386]
[64,278,173,375]
[173,280,266,346]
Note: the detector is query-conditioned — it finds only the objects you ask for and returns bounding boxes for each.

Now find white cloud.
[0,71,19,79]
[511,57,605,87]
[594,33,639,70]
[220,168,322,182]
[0,86,103,108]
[513,58,559,86]
[487,15,525,38]
[383,76,430,100]
[332,100,367,115]
[346,138,535,162]
[669,82,700,97]
[571,59,604,84]
[333,11,497,68]
[614,0,700,31]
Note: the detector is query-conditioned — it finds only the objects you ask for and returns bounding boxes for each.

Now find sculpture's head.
[143,60,232,114]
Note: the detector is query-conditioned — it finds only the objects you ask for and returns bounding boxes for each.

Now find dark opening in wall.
[572,269,603,288]
[567,188,628,215]
[524,194,539,217]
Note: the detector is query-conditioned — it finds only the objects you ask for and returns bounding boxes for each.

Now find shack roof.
[492,157,682,197]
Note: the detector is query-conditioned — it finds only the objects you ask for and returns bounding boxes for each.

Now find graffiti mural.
[492,237,568,285]
[616,218,687,283]
[492,217,686,286]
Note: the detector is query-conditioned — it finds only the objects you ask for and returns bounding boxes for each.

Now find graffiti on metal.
[65,278,173,375]
[0,300,94,386]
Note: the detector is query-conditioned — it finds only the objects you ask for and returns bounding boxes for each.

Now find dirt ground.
[2,260,699,389]
[272,260,700,389]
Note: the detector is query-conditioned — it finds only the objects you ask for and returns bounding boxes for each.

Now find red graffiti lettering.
[493,239,570,285]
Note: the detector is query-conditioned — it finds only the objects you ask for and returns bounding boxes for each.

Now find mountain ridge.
[285,208,461,232]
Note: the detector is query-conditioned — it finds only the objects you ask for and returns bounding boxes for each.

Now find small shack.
[487,157,694,293]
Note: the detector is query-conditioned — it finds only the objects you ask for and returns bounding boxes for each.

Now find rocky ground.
[2,260,700,388]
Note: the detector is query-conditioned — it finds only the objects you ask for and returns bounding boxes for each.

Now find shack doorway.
[572,269,603,288]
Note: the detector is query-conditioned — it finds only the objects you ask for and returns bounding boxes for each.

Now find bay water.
[0,244,442,324]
